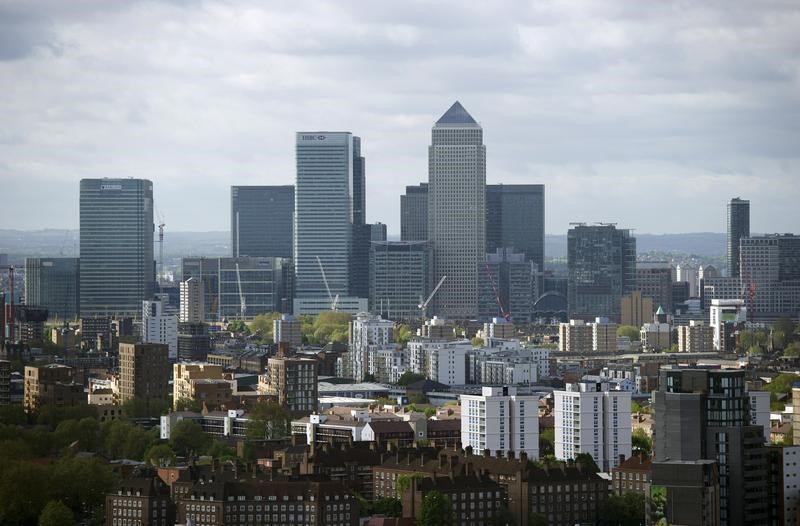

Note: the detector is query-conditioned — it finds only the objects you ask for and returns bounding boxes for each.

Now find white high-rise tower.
[428,101,486,318]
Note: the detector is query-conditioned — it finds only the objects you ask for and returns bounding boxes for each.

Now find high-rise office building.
[370,222,387,242]
[460,386,540,459]
[294,132,358,303]
[230,185,294,258]
[119,342,170,404]
[485,184,545,275]
[654,367,769,526]
[400,183,428,241]
[369,241,431,321]
[620,290,654,327]
[727,197,750,278]
[554,379,632,471]
[635,262,673,313]
[478,248,538,323]
[428,101,486,318]
[24,257,80,321]
[740,234,800,318]
[176,322,211,362]
[567,224,636,322]
[181,257,290,321]
[79,178,154,319]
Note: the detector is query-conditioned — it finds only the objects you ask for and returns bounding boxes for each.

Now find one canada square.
[428,102,486,318]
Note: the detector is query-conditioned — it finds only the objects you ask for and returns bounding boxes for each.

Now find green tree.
[227,319,250,334]
[372,497,402,517]
[747,345,763,356]
[418,490,454,526]
[0,462,51,524]
[397,371,426,386]
[50,456,119,519]
[396,324,414,348]
[122,397,170,418]
[539,428,555,456]
[632,428,652,455]
[245,401,291,442]
[363,373,377,382]
[529,512,548,526]
[174,397,204,412]
[471,336,485,347]
[206,439,236,460]
[409,393,430,405]
[774,318,797,340]
[0,404,27,425]
[601,492,645,526]
[784,342,800,358]
[575,452,599,472]
[249,312,282,344]
[170,419,211,457]
[144,443,176,467]
[38,500,75,526]
[617,325,640,341]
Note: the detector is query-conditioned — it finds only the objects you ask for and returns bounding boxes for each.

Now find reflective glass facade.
[24,257,80,321]
[485,184,545,274]
[79,179,154,319]
[231,185,294,258]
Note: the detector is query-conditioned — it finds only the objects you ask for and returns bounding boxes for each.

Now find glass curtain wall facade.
[369,241,431,321]
[231,185,294,258]
[79,179,154,319]
[294,132,355,299]
[24,257,80,321]
[485,184,545,274]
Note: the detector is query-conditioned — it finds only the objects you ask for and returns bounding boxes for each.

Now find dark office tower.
[478,248,538,323]
[370,223,387,242]
[428,101,486,318]
[24,257,80,321]
[727,197,750,278]
[350,224,371,299]
[567,224,636,322]
[635,262,673,313]
[654,367,769,526]
[230,185,294,258]
[177,322,211,362]
[79,179,154,319]
[370,241,432,321]
[295,132,356,300]
[352,136,366,226]
[485,184,545,274]
[400,183,428,241]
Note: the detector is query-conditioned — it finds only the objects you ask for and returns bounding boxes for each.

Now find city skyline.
[1,1,798,235]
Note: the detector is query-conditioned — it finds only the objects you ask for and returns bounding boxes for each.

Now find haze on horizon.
[1,0,798,236]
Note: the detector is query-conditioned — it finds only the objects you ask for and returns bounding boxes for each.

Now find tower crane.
[418,275,447,320]
[156,209,165,293]
[315,256,339,311]
[234,262,246,320]
[483,262,510,321]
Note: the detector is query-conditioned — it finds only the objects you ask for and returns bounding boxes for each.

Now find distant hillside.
[1,229,726,264]
[545,232,726,259]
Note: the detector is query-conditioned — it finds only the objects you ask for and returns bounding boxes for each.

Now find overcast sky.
[1,0,798,235]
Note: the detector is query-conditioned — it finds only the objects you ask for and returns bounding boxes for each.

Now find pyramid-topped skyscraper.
[428,102,486,318]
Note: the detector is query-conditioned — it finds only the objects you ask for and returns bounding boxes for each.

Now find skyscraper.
[567,224,636,322]
[294,132,357,303]
[231,185,294,258]
[635,261,673,313]
[428,102,486,318]
[400,183,428,241]
[727,197,750,278]
[485,184,545,274]
[79,179,154,319]
[24,257,80,321]
[370,240,431,321]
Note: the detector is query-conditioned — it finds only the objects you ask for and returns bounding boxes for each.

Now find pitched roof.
[436,101,477,125]
[366,421,414,434]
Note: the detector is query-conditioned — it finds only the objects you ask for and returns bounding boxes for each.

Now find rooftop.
[435,101,478,125]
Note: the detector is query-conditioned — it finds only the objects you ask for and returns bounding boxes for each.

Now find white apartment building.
[710,299,747,350]
[349,313,394,381]
[559,319,593,353]
[592,317,618,354]
[143,296,178,359]
[554,380,632,472]
[179,277,204,323]
[409,339,471,385]
[461,386,539,458]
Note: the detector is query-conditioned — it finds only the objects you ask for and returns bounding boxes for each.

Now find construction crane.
[234,262,246,320]
[315,256,339,311]
[483,263,510,321]
[156,209,166,293]
[418,275,447,320]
